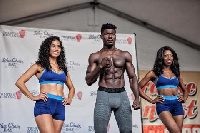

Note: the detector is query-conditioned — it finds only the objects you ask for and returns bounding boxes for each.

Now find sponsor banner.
[139,70,200,133]
[143,125,200,133]
[0,25,141,133]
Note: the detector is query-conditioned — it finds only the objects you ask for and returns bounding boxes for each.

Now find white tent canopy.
[0,0,200,71]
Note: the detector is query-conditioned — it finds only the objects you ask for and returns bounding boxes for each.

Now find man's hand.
[132,100,140,110]
[100,57,112,68]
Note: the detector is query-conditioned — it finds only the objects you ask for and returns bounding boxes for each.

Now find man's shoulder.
[89,51,101,60]
[90,51,101,56]
[116,50,131,57]
[115,49,129,53]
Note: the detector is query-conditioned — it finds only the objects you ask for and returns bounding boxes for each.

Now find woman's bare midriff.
[158,87,178,96]
[40,83,64,96]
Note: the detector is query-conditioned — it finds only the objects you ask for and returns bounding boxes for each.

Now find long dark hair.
[36,36,68,74]
[153,46,180,77]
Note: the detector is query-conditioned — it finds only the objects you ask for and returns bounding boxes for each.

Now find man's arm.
[86,52,112,86]
[85,53,102,86]
[125,52,140,109]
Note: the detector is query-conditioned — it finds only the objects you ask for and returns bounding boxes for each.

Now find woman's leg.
[34,96,65,133]
[53,119,64,133]
[159,111,181,133]
[35,114,55,133]
[173,115,184,133]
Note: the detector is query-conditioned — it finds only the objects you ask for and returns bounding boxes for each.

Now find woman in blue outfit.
[139,46,188,133]
[16,36,75,133]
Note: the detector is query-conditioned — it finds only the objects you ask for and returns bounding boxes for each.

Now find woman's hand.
[151,95,164,104]
[31,92,48,102]
[177,96,186,103]
[62,97,72,105]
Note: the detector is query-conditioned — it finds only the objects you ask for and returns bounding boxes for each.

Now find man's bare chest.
[99,54,126,68]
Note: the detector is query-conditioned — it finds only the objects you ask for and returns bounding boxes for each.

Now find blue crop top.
[39,69,67,86]
[155,74,179,90]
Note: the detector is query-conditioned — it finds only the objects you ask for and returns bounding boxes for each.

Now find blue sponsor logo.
[0,93,17,99]
[31,90,40,96]
[88,34,100,40]
[2,31,20,38]
[88,34,101,44]
[0,123,20,132]
[66,60,81,71]
[1,58,24,68]
[88,126,95,132]
[62,122,81,132]
[116,39,128,44]
[132,124,138,128]
[61,36,76,41]
[33,30,54,39]
[27,127,39,133]
[90,91,97,96]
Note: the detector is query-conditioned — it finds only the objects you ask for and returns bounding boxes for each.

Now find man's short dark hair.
[101,23,117,34]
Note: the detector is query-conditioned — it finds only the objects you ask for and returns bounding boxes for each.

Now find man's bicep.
[86,54,97,73]
[86,63,97,74]
[126,61,136,78]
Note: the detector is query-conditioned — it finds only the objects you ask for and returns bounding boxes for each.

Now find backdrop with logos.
[0,25,142,133]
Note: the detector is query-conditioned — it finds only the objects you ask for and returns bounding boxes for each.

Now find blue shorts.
[156,95,184,116]
[34,93,65,121]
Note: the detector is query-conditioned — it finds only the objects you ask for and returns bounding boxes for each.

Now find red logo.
[76,34,82,42]
[107,123,110,132]
[127,37,132,45]
[77,91,82,100]
[131,93,135,100]
[19,30,25,38]
[16,90,22,99]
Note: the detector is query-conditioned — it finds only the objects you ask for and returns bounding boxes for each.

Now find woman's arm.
[64,72,75,105]
[178,76,188,103]
[139,71,164,104]
[15,64,46,101]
